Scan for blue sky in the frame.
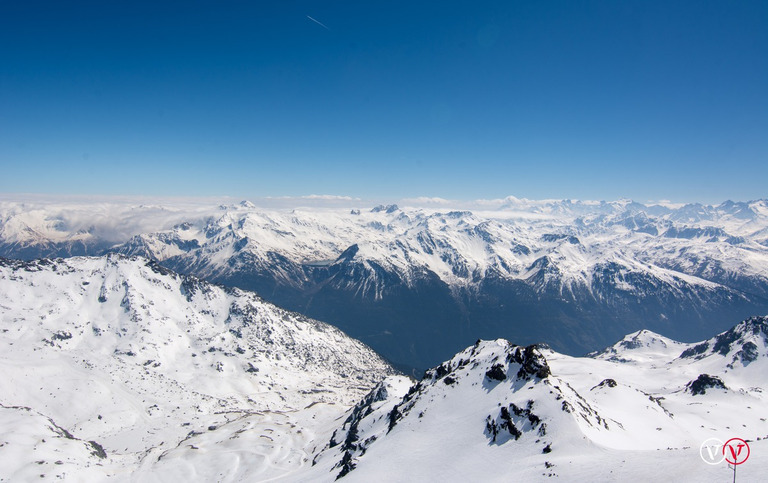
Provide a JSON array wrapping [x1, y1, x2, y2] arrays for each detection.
[[1, 1, 766, 203]]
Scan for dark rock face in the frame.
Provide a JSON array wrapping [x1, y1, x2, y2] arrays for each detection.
[[329, 381, 393, 479], [591, 379, 617, 390], [485, 363, 507, 381], [507, 345, 551, 380], [736, 341, 759, 364], [686, 374, 728, 395], [498, 406, 522, 440], [486, 400, 546, 445], [713, 329, 744, 355], [52, 331, 72, 341], [679, 316, 768, 364], [88, 441, 107, 459], [680, 342, 709, 359]]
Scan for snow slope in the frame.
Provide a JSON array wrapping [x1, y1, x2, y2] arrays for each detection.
[[305, 317, 768, 482], [0, 255, 395, 481]]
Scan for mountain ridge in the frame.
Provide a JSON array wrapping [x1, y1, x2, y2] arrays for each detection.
[[3, 198, 768, 371], [305, 315, 768, 481]]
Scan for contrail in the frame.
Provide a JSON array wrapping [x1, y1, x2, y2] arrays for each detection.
[[307, 15, 330, 31]]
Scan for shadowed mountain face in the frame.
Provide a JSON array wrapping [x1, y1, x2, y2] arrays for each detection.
[[3, 199, 768, 372], [174, 253, 765, 374]]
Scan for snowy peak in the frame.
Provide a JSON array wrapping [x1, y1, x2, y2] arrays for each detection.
[[417, 339, 553, 386], [0, 255, 395, 409], [593, 316, 768, 371], [684, 374, 728, 395], [716, 199, 768, 220], [678, 315, 768, 366], [315, 340, 614, 480], [307, 319, 768, 481], [370, 204, 399, 214], [590, 329, 690, 363], [662, 225, 744, 244], [323, 375, 413, 479]]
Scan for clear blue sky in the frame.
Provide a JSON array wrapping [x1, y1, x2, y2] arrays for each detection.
[[1, 1, 766, 203]]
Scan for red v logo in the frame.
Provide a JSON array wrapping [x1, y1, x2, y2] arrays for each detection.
[[728, 443, 745, 459]]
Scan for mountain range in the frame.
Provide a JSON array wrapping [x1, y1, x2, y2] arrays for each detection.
[[5, 197, 766, 371]]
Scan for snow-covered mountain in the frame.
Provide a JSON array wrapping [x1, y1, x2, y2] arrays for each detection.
[[0, 197, 221, 260], [304, 316, 768, 481], [1, 254, 766, 481], [3, 197, 768, 371], [0, 255, 395, 480], [109, 200, 768, 371], [0, 207, 109, 259]]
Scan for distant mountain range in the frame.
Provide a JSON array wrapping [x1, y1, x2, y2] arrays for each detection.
[[2, 198, 768, 372]]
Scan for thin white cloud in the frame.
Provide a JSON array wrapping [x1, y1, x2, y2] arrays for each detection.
[[306, 15, 330, 30], [301, 194, 359, 201], [400, 197, 452, 205], [0, 195, 224, 243]]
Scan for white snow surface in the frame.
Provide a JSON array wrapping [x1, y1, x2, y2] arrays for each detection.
[[0, 254, 766, 481], [305, 320, 768, 482], [0, 255, 394, 481]]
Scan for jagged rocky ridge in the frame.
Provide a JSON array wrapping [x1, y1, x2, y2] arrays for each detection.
[[307, 316, 768, 481], [680, 315, 768, 366]]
